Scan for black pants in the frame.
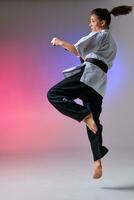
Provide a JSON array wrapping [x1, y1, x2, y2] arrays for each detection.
[[47, 70, 108, 161]]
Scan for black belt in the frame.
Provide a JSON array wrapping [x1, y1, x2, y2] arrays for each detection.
[[85, 58, 108, 73]]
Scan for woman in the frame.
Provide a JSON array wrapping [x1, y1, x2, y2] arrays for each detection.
[[47, 6, 133, 179]]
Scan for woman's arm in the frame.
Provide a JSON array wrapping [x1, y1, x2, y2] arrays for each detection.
[[51, 37, 79, 56]]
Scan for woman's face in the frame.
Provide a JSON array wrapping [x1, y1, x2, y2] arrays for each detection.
[[89, 14, 105, 32]]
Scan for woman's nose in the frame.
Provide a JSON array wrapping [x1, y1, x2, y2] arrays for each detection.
[[89, 22, 91, 27]]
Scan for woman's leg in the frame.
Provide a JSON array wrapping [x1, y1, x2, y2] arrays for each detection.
[[82, 90, 108, 179], [83, 113, 98, 134], [47, 71, 93, 122], [47, 72, 108, 178]]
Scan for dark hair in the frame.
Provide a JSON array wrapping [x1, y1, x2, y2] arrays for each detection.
[[91, 5, 133, 26]]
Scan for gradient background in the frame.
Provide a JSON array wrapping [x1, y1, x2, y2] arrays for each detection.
[[0, 0, 134, 156]]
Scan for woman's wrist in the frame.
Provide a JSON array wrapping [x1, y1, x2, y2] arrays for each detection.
[[59, 40, 64, 47]]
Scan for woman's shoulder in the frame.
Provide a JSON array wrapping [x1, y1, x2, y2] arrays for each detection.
[[89, 30, 110, 38]]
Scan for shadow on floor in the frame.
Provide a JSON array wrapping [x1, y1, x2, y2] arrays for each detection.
[[101, 185, 134, 191]]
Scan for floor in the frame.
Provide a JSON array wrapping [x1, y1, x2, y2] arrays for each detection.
[[0, 148, 134, 200]]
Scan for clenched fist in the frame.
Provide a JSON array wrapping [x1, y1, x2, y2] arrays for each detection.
[[51, 37, 62, 46]]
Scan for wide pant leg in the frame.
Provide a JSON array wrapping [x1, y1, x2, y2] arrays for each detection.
[[83, 98, 108, 161], [47, 70, 92, 122], [47, 70, 108, 161]]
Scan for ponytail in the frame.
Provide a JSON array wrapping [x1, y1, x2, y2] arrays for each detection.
[[91, 5, 133, 27], [110, 5, 133, 16]]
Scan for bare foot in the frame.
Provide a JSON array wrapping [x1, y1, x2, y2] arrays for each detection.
[[92, 160, 102, 179], [83, 113, 98, 134]]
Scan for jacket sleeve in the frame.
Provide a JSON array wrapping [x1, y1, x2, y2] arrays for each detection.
[[74, 32, 103, 59]]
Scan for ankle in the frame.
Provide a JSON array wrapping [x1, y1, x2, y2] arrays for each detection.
[[83, 113, 92, 123], [94, 160, 101, 166]]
